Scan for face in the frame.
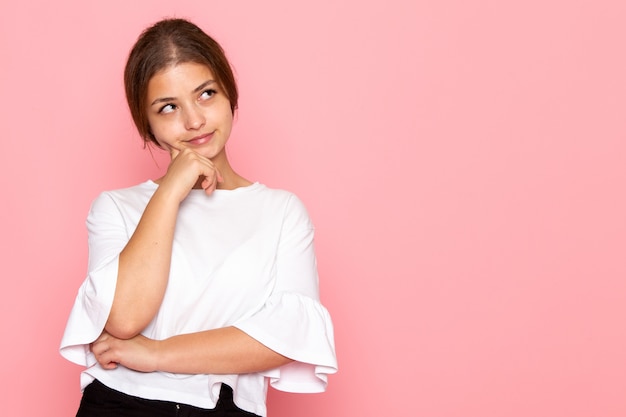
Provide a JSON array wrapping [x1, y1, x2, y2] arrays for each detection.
[[145, 62, 233, 161]]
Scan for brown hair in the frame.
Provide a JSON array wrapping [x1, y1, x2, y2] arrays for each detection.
[[124, 18, 238, 147]]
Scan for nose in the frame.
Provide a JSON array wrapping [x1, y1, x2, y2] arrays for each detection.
[[184, 106, 206, 130]]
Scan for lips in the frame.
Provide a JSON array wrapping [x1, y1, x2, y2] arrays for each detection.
[[185, 132, 214, 146]]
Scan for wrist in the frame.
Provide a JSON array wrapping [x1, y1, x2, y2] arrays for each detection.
[[153, 183, 187, 205]]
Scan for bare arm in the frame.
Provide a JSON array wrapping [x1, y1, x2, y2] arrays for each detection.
[[92, 327, 293, 374], [105, 148, 222, 339], [104, 188, 179, 339]]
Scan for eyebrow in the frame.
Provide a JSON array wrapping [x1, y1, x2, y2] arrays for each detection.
[[150, 80, 217, 106]]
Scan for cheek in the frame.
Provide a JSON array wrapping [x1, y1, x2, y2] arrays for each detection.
[[147, 127, 172, 151], [212, 105, 234, 131], [223, 112, 234, 130], [147, 117, 175, 143]]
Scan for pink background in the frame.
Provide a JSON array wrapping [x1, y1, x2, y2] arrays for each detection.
[[1, 1, 625, 416]]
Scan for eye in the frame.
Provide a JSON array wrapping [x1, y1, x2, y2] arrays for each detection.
[[199, 89, 217, 101], [158, 103, 176, 114]]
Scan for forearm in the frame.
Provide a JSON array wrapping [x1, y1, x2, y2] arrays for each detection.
[[106, 187, 180, 339], [156, 327, 293, 374]]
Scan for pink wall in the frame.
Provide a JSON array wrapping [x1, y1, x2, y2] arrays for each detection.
[[1, 1, 625, 415]]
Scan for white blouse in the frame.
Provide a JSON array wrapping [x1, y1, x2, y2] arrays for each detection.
[[60, 181, 337, 417]]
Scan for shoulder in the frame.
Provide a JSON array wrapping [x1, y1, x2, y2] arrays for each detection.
[[89, 181, 156, 214], [256, 184, 308, 211], [257, 184, 313, 229]]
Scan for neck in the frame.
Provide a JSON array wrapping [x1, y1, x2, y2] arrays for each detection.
[[196, 149, 252, 190]]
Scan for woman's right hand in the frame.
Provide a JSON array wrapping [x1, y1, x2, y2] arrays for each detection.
[[158, 146, 223, 201]]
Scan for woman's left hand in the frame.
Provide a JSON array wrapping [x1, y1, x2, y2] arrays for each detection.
[[91, 331, 159, 372]]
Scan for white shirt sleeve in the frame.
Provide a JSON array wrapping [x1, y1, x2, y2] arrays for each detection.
[[59, 192, 126, 366], [233, 195, 338, 392]]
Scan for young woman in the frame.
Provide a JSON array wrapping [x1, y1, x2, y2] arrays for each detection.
[[60, 18, 337, 417]]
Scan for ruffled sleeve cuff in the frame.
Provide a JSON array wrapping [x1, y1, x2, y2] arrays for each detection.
[[59, 256, 119, 366], [233, 292, 338, 393]]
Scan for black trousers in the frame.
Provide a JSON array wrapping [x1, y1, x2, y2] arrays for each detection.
[[76, 380, 260, 417]]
